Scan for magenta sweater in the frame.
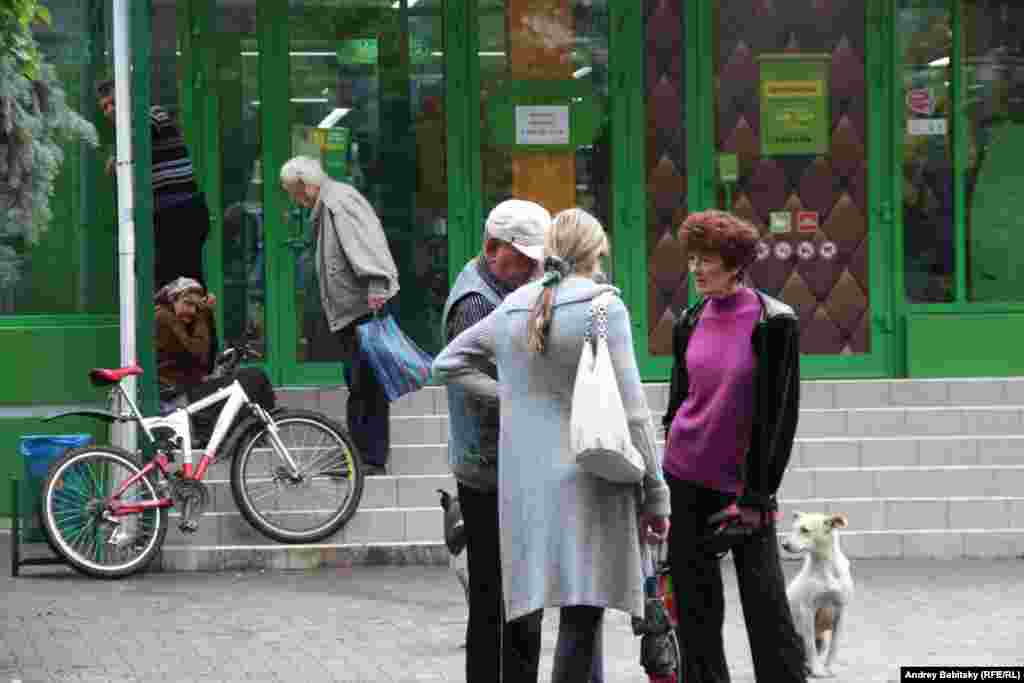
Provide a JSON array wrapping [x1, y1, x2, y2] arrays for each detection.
[[663, 287, 760, 494]]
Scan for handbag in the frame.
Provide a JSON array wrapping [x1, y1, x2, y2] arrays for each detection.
[[355, 314, 434, 402], [569, 291, 646, 484]]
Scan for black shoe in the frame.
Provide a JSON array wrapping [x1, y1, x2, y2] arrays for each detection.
[[362, 463, 387, 476]]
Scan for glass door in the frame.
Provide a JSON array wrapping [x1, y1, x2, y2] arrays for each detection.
[[275, 0, 449, 386], [186, 0, 275, 375], [641, 0, 894, 378], [473, 0, 613, 268]]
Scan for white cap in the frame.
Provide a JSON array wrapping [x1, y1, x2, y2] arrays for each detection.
[[484, 199, 551, 262]]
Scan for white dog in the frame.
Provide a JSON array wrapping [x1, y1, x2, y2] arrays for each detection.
[[781, 511, 854, 678]]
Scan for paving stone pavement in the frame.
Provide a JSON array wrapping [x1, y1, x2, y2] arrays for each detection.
[[2, 535, 1022, 682]]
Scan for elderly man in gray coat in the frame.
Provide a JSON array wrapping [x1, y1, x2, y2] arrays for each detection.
[[280, 156, 399, 475]]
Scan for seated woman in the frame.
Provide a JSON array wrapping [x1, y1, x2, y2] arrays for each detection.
[[155, 277, 275, 439]]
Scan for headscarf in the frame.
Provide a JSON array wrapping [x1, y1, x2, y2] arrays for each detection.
[[154, 277, 204, 305]]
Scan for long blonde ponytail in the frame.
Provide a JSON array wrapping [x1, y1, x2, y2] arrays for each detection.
[[527, 209, 609, 354]]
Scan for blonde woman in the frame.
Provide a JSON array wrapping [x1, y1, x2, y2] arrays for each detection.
[[433, 209, 670, 683]]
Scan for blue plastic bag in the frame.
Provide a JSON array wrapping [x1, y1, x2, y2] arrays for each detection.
[[355, 314, 434, 402]]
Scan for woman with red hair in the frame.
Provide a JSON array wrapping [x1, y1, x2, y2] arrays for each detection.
[[662, 210, 806, 682]]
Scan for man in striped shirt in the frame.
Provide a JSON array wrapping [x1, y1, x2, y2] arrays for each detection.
[[98, 80, 210, 291]]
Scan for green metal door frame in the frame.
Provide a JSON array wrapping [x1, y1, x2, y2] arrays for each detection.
[[183, 0, 906, 387], [455, 0, 645, 328], [261, 0, 301, 386]]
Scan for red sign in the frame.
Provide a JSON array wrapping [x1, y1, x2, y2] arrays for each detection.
[[797, 211, 819, 233], [906, 88, 935, 116]]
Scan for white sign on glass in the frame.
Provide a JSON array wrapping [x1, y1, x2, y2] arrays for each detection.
[[516, 105, 571, 145], [907, 118, 948, 137]]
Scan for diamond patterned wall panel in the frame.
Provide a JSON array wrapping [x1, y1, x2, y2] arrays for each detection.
[[644, 0, 872, 356], [645, 0, 687, 355], [716, 0, 871, 355]]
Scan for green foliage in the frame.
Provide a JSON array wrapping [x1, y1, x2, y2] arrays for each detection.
[[0, 0, 98, 244], [1, 0, 51, 80]]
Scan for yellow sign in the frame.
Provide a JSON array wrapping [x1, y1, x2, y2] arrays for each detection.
[[763, 80, 825, 98], [758, 53, 831, 156]]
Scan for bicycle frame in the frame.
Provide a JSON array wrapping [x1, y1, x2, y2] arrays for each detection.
[[105, 379, 300, 516]]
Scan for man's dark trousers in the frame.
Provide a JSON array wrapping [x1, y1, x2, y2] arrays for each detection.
[[153, 193, 210, 290], [457, 482, 542, 682], [336, 319, 390, 467]]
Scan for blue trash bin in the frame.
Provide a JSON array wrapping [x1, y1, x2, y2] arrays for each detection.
[[18, 434, 93, 543]]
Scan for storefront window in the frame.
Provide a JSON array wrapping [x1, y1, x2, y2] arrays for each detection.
[[1, 1, 116, 315], [288, 0, 448, 358], [963, 0, 1024, 302], [215, 2, 267, 357], [899, 2, 955, 303], [478, 0, 612, 262]]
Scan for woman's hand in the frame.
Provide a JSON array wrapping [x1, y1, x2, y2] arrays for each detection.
[[641, 514, 671, 544]]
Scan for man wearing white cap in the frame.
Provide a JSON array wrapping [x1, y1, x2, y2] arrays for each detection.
[[440, 199, 550, 682]]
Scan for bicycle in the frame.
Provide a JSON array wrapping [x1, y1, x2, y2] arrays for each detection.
[[39, 344, 365, 579]]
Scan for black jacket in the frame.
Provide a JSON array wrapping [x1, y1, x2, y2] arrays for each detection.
[[662, 290, 800, 512]]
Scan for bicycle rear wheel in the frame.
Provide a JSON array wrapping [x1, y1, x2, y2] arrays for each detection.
[[230, 410, 364, 543], [41, 446, 168, 578]]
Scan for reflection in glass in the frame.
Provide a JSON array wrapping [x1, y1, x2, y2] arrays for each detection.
[[478, 1, 612, 272], [217, 3, 267, 356], [288, 1, 448, 360], [1, 0, 116, 315], [899, 2, 954, 303], [964, 1, 1024, 301]]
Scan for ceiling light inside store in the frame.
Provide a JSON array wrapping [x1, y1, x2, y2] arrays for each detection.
[[929, 56, 950, 67], [392, 0, 420, 8], [317, 108, 352, 129]]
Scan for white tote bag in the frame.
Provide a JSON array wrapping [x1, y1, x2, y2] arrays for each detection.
[[569, 292, 646, 484]]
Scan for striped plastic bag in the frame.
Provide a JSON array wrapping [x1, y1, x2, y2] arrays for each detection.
[[355, 314, 434, 401]]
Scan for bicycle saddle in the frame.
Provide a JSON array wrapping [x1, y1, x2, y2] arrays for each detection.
[[89, 365, 143, 387]]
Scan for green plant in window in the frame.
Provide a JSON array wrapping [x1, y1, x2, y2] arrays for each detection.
[[0, 0, 98, 245]]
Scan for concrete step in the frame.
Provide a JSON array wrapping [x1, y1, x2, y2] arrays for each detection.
[[777, 465, 1024, 501], [793, 435, 1024, 467], [794, 406, 1024, 439], [800, 378, 1024, 409], [166, 504, 444, 548], [154, 541, 449, 572], [323, 406, 1024, 446], [788, 528, 1024, 560], [279, 378, 1024, 417], [184, 435, 1024, 480], [775, 496, 1024, 532], [153, 527, 1024, 572], [191, 473, 454, 514]]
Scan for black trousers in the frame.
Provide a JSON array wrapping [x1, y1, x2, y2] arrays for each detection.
[[666, 474, 806, 683], [457, 482, 542, 683], [153, 193, 210, 291], [550, 606, 604, 683], [335, 321, 390, 466]]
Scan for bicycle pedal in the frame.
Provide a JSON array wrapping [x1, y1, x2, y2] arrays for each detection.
[[178, 519, 200, 534]]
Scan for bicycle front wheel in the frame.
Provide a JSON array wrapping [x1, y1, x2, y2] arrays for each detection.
[[230, 410, 364, 543], [41, 446, 168, 579]]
